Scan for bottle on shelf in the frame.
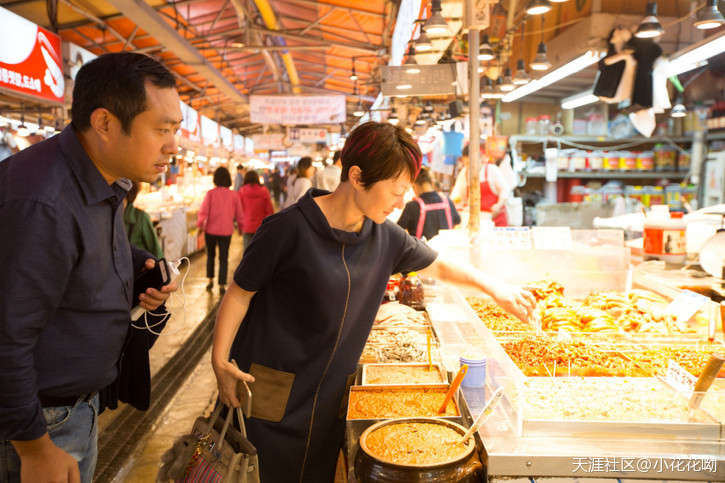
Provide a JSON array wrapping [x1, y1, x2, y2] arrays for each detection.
[[399, 272, 425, 310], [643, 206, 686, 265], [525, 117, 538, 136]]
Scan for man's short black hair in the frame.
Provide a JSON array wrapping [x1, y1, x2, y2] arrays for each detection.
[[71, 52, 176, 135]]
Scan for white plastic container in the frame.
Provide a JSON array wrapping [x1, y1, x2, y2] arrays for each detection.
[[643, 205, 686, 265]]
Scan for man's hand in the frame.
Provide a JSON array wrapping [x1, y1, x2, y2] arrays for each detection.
[[12, 434, 80, 483], [136, 258, 178, 311]]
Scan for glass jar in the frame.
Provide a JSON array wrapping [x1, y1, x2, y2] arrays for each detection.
[[525, 117, 537, 136], [399, 271, 425, 310], [538, 115, 551, 136]]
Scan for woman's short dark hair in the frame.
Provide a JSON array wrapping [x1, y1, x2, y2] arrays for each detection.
[[213, 167, 232, 187], [461, 144, 469, 157], [297, 157, 313, 177], [340, 122, 421, 188], [243, 170, 262, 186], [71, 52, 176, 135]]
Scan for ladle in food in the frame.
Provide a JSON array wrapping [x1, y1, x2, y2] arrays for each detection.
[[457, 387, 504, 444], [437, 364, 467, 414]]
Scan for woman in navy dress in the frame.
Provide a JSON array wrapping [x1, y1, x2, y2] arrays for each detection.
[[211, 122, 536, 482]]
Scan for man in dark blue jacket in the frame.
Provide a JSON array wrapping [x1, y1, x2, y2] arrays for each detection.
[[0, 52, 181, 483]]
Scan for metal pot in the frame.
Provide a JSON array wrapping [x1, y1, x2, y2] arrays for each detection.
[[355, 418, 484, 482]]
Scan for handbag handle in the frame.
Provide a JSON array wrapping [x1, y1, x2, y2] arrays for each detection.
[[204, 403, 245, 454]]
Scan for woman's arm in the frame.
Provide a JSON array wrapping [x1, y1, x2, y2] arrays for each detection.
[[212, 281, 257, 407], [418, 257, 536, 323]]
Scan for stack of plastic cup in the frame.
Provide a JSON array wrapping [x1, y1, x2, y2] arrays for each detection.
[[459, 356, 486, 387]]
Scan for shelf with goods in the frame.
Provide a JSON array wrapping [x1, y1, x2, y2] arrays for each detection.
[[421, 231, 724, 481], [133, 170, 214, 261]]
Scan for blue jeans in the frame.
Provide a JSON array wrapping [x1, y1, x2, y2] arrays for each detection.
[[0, 394, 99, 483]]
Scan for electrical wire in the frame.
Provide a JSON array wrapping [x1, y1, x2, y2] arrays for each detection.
[[132, 257, 191, 336]]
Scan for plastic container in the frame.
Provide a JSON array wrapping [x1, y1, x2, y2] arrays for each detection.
[[602, 151, 620, 171], [665, 185, 682, 210], [525, 117, 538, 136], [650, 186, 665, 206], [619, 151, 637, 171], [588, 151, 604, 170], [460, 356, 486, 387], [625, 185, 643, 204], [637, 151, 654, 170], [643, 206, 686, 265], [570, 150, 587, 171], [654, 145, 676, 171], [678, 150, 691, 172], [538, 115, 551, 136], [399, 272, 425, 310]]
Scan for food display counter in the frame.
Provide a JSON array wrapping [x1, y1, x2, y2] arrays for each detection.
[[425, 281, 724, 482]]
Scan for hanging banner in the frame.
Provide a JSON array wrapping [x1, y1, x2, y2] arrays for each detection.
[[200, 115, 219, 147], [252, 133, 284, 151], [220, 125, 233, 151], [382, 63, 467, 97], [180, 102, 200, 143], [0, 6, 64, 103], [287, 127, 328, 143], [250, 95, 346, 125]]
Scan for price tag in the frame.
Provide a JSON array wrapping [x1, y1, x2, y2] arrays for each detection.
[[665, 359, 697, 394], [665, 289, 710, 323], [532, 227, 573, 250], [491, 227, 532, 249]]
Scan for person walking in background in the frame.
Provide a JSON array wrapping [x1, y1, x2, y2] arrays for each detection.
[[238, 170, 274, 249], [271, 167, 283, 208], [124, 181, 164, 259], [197, 167, 243, 294], [233, 164, 246, 192], [0, 52, 178, 483], [318, 150, 342, 192], [282, 156, 313, 208], [397, 166, 461, 240]]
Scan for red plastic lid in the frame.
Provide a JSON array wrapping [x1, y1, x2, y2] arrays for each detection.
[[525, 117, 537, 122], [671, 211, 684, 218], [538, 115, 551, 120]]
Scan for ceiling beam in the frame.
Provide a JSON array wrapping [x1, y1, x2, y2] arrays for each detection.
[[274, 0, 385, 19], [103, 0, 248, 104], [247, 26, 381, 54]]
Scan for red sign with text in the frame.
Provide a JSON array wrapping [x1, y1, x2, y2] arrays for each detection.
[[0, 6, 64, 103]]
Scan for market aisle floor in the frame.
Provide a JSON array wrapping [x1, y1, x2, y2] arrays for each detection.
[[100, 233, 245, 482]]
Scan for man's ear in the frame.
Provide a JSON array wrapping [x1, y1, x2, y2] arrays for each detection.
[[88, 108, 115, 141]]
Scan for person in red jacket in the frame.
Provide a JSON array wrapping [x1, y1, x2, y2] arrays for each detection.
[[197, 167, 244, 294], [238, 170, 274, 249]]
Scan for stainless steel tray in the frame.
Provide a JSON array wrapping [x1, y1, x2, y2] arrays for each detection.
[[360, 363, 447, 385]]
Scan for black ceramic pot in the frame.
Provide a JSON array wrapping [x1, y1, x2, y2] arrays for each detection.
[[355, 418, 484, 482]]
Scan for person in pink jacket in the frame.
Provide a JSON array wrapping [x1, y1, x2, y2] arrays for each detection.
[[197, 167, 243, 294], [238, 170, 274, 249]]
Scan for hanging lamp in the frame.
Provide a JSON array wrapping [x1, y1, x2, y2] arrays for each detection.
[[530, 17, 551, 71], [695, 0, 725, 29], [423, 0, 449, 36], [635, 2, 664, 38], [526, 0, 552, 15], [350, 58, 358, 81], [415, 31, 433, 52], [478, 34, 495, 61], [403, 44, 420, 74], [500, 67, 515, 91], [514, 59, 530, 84]]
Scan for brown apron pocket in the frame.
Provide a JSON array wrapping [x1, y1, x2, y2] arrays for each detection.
[[338, 371, 357, 419], [248, 363, 295, 422]]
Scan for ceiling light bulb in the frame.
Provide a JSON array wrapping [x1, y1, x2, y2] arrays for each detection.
[[530, 42, 551, 71], [350, 64, 358, 81], [695, 0, 725, 29], [500, 67, 515, 91], [527, 0, 552, 15], [423, 0, 449, 36], [513, 59, 530, 84], [671, 103, 686, 118], [635, 2, 664, 38], [415, 31, 433, 52], [478, 34, 495, 61]]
